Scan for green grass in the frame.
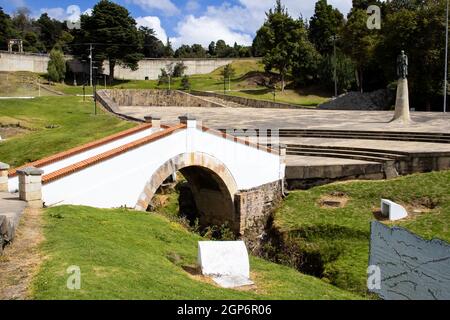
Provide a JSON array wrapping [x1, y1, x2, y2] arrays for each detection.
[[31, 206, 360, 300], [274, 170, 450, 297], [0, 96, 134, 167], [50, 60, 329, 107]]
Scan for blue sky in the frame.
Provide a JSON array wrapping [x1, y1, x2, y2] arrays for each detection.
[[0, 0, 353, 47]]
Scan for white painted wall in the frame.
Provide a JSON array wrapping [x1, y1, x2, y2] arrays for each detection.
[[0, 51, 258, 80], [8, 127, 159, 192], [0, 52, 50, 73], [42, 126, 283, 209]]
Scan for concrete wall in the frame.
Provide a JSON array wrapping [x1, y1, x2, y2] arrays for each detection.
[[0, 51, 255, 80], [369, 221, 450, 300], [191, 90, 301, 109], [104, 58, 239, 80], [41, 126, 283, 208], [0, 51, 50, 73]]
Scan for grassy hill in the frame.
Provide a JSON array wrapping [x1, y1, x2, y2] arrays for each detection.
[[31, 205, 359, 300], [0, 96, 134, 167], [273, 170, 450, 297], [46, 60, 329, 107]]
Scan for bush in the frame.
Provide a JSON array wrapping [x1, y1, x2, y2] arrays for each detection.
[[157, 68, 169, 86], [47, 49, 66, 83], [172, 62, 187, 78], [181, 75, 191, 90]]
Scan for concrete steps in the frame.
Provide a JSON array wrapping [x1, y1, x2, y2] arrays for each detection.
[[286, 144, 408, 163], [279, 130, 450, 144], [219, 128, 450, 144]]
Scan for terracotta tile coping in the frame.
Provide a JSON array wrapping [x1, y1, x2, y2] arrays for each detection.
[[8, 123, 169, 178], [42, 124, 186, 185], [17, 123, 279, 185]]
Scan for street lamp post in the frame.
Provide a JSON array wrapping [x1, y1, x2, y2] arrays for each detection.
[[330, 35, 339, 98], [93, 66, 98, 116], [445, 0, 449, 113]]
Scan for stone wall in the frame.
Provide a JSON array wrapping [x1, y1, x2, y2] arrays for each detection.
[[318, 89, 394, 110], [235, 180, 283, 250], [369, 221, 450, 300], [102, 89, 224, 108], [191, 90, 301, 109]]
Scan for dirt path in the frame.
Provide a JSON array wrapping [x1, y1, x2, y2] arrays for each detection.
[[0, 207, 44, 300]]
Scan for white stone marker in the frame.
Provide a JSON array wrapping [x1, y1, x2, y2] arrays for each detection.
[[381, 199, 408, 221], [198, 241, 254, 288]]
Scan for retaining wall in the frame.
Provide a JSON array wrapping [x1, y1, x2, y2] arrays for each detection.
[[191, 90, 301, 109], [99, 89, 224, 108]]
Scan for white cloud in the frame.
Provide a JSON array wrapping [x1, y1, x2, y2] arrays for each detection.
[[170, 0, 353, 48], [40, 7, 66, 20], [172, 15, 253, 48], [136, 16, 168, 42], [127, 0, 179, 16]]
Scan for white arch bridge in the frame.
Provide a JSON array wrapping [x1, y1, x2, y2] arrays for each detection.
[[6, 116, 285, 237]]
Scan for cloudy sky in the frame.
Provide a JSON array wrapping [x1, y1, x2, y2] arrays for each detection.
[[0, 0, 353, 47]]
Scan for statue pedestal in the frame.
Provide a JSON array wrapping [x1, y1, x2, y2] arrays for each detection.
[[392, 78, 411, 123]]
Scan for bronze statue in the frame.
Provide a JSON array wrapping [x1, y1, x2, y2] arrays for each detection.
[[397, 50, 408, 79]]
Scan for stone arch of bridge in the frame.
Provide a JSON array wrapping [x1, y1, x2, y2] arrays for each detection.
[[136, 152, 239, 232]]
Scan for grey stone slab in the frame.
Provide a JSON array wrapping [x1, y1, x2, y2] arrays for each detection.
[[369, 221, 450, 300]]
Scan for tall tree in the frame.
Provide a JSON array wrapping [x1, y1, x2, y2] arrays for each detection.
[[341, 8, 380, 92], [77, 0, 143, 83], [37, 13, 64, 52], [0, 8, 14, 51], [208, 41, 216, 56], [255, 0, 310, 91], [47, 48, 66, 82], [138, 27, 165, 58], [309, 0, 344, 55], [164, 37, 174, 57]]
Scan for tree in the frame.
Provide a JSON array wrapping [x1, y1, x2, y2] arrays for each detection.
[[37, 13, 64, 52], [0, 8, 14, 51], [291, 39, 321, 86], [309, 0, 344, 55], [174, 44, 192, 58], [220, 64, 235, 92], [191, 44, 207, 58], [164, 37, 174, 57], [77, 0, 143, 83], [172, 62, 187, 78], [255, 0, 309, 91], [47, 49, 66, 82], [138, 27, 165, 58], [376, 0, 447, 110], [158, 68, 169, 86], [317, 51, 355, 92], [208, 41, 216, 56], [181, 75, 191, 90], [341, 8, 380, 92]]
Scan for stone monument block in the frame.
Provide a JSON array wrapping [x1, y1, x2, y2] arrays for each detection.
[[381, 199, 408, 221], [198, 241, 254, 288]]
